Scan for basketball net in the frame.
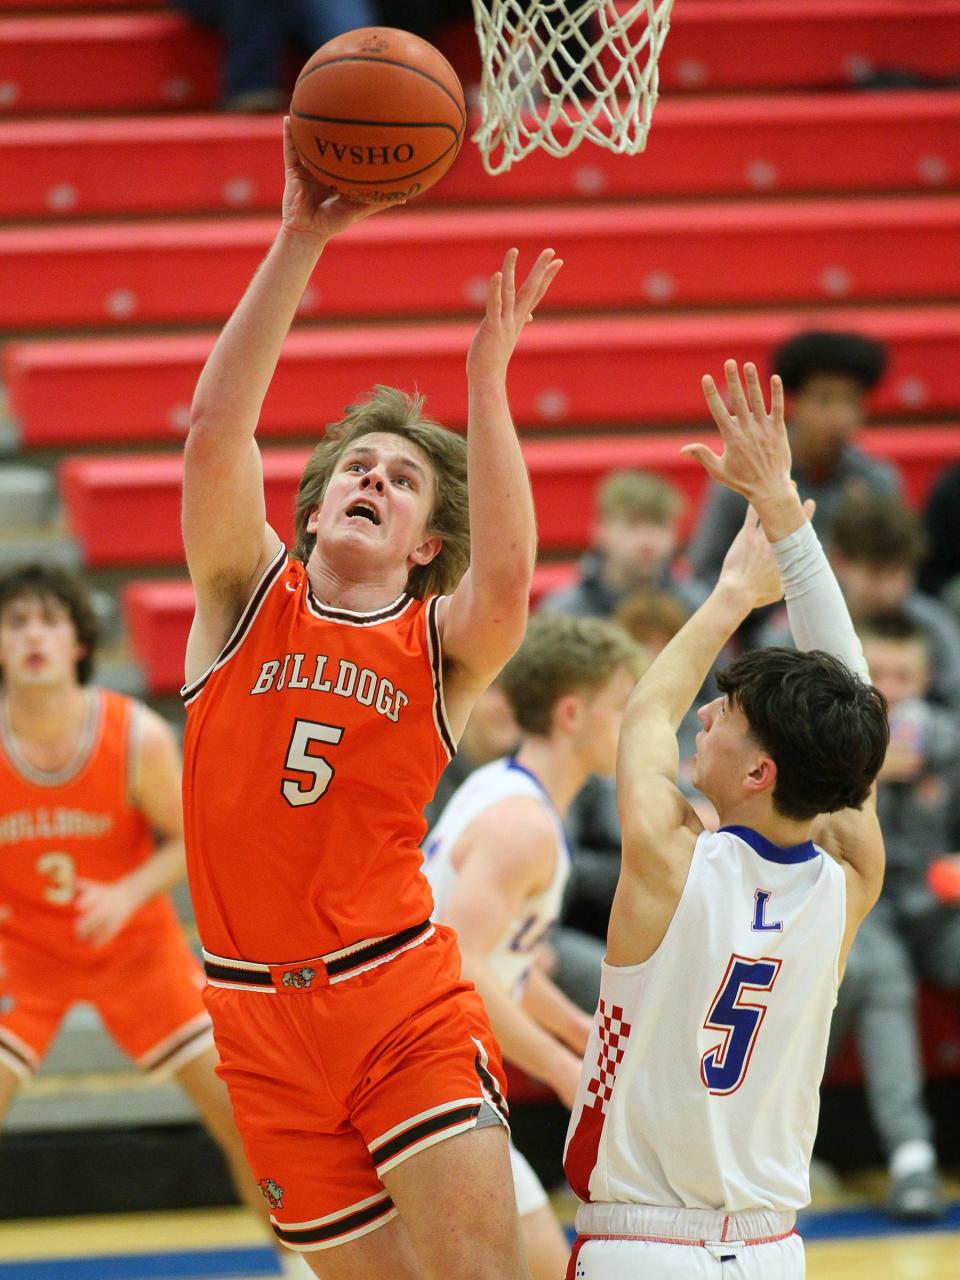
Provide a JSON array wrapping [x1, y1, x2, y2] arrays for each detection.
[[471, 0, 676, 174]]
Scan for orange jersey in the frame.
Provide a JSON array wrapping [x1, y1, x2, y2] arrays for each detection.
[[0, 688, 176, 960], [181, 549, 455, 961]]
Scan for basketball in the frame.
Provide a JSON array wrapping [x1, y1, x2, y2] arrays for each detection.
[[289, 27, 466, 204]]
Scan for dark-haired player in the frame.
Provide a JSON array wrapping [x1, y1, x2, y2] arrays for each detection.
[[689, 328, 898, 583], [564, 362, 889, 1279], [0, 565, 296, 1260]]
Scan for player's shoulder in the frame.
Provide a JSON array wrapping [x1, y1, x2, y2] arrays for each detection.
[[460, 791, 558, 877]]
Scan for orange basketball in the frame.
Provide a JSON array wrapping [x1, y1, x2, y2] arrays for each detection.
[[290, 27, 466, 204]]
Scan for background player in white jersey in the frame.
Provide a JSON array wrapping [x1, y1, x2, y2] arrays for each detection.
[[564, 361, 889, 1280], [424, 613, 643, 1280]]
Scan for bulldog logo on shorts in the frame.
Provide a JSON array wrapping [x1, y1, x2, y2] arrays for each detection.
[[258, 1177, 284, 1209], [281, 966, 317, 989]]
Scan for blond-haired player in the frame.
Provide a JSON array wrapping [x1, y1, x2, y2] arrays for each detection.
[[179, 116, 561, 1279]]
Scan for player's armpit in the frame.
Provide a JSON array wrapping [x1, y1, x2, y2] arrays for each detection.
[[812, 796, 885, 951], [434, 581, 529, 734]]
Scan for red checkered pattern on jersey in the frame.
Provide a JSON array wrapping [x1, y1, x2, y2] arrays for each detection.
[[586, 999, 632, 1110]]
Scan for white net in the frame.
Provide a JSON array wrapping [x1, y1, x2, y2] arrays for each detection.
[[471, 0, 677, 174]]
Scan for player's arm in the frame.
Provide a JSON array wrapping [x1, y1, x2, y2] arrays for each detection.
[[610, 507, 787, 968], [438, 249, 563, 728], [74, 708, 185, 948], [686, 359, 886, 932], [520, 964, 593, 1056], [182, 119, 391, 677], [442, 797, 583, 1108]]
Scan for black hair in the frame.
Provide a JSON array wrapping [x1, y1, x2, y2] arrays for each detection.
[[773, 330, 888, 394], [0, 564, 100, 685], [715, 647, 888, 820]]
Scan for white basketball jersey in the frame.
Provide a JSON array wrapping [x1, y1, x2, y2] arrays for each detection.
[[423, 757, 571, 997], [564, 825, 846, 1214]]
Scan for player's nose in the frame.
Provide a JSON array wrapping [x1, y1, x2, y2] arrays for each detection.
[[360, 473, 385, 492]]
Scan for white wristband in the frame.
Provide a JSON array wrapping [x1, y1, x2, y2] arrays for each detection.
[[770, 520, 871, 682]]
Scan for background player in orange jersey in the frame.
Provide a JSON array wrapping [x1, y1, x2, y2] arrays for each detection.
[[178, 117, 561, 1279], [0, 564, 311, 1277]]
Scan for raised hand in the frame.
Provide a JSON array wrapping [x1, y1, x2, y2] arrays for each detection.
[[280, 116, 397, 242], [682, 359, 793, 504], [719, 498, 816, 611], [467, 247, 564, 385]]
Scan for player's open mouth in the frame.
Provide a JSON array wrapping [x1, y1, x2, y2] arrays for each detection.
[[346, 502, 381, 525]]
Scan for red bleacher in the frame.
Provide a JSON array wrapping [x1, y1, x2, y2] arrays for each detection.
[[652, 0, 960, 91], [4, 197, 960, 330], [2, 92, 958, 220], [63, 424, 958, 571], [0, 15, 218, 113], [9, 308, 960, 447], [3, 3, 959, 115]]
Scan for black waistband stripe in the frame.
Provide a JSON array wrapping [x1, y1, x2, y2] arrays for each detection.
[[370, 1102, 481, 1167], [325, 920, 431, 977]]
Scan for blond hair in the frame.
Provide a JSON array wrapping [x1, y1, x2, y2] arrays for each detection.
[[292, 386, 469, 598], [597, 469, 683, 525], [499, 612, 646, 736]]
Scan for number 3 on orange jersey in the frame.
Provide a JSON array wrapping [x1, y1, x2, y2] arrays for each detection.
[[281, 719, 345, 807], [36, 851, 77, 905]]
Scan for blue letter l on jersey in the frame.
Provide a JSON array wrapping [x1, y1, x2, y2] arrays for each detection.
[[752, 890, 783, 932]]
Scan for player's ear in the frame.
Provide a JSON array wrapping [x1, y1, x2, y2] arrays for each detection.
[[744, 753, 777, 796], [552, 693, 581, 735], [409, 534, 442, 567]]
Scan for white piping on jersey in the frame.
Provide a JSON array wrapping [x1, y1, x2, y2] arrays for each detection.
[[0, 686, 101, 788], [304, 583, 415, 627], [181, 545, 287, 704]]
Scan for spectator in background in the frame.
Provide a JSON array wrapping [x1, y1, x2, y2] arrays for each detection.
[[760, 493, 960, 712], [826, 611, 960, 1220], [172, 0, 380, 112], [541, 469, 708, 621], [919, 462, 960, 624], [688, 329, 898, 584]]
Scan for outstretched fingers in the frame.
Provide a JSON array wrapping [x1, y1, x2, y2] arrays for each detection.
[[701, 373, 736, 437], [516, 247, 562, 319], [486, 269, 503, 323], [743, 361, 772, 424], [724, 358, 752, 423]]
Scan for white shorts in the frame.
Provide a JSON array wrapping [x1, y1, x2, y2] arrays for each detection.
[[510, 1141, 549, 1217], [571, 1204, 804, 1280]]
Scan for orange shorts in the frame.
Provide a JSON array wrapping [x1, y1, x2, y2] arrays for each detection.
[[203, 922, 509, 1253], [0, 916, 212, 1081]]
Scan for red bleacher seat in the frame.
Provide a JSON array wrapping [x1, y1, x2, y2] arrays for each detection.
[[652, 0, 960, 92], [61, 426, 959, 572], [4, 197, 960, 330], [1, 93, 957, 220], [0, 14, 217, 114], [11, 309, 960, 447], [123, 562, 578, 695], [4, 2, 958, 115]]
